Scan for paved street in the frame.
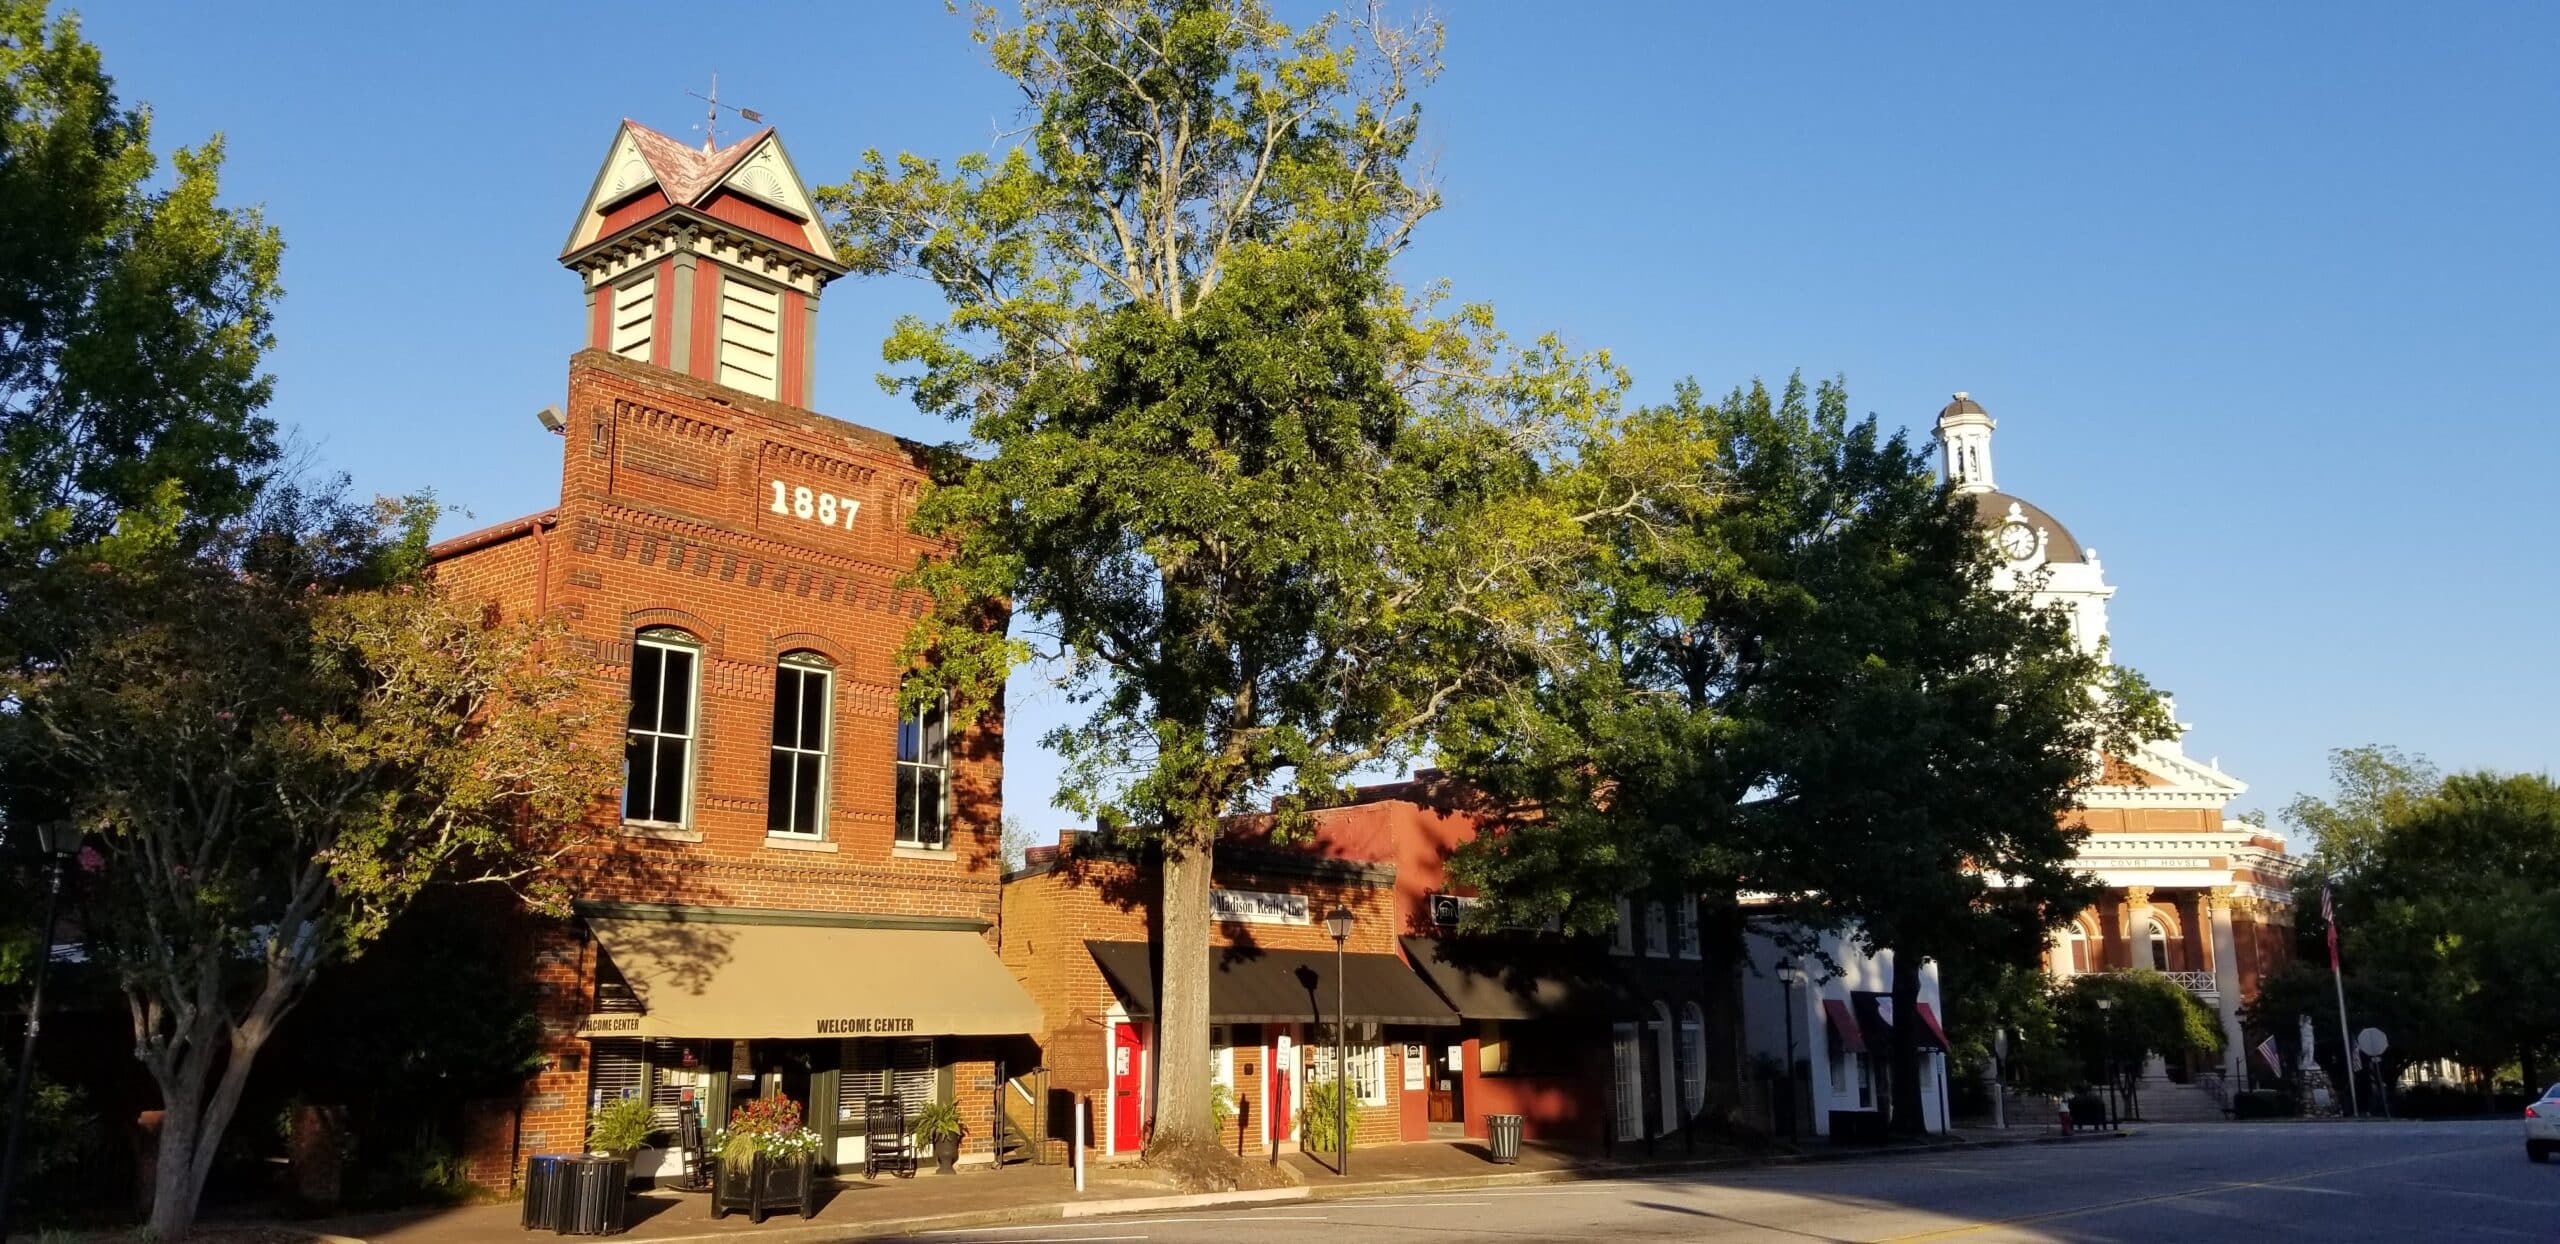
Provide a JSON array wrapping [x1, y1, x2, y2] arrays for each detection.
[[883, 1123, 2553, 1243]]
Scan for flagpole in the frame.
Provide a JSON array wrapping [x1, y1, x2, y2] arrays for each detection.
[[2325, 885, 2361, 1119]]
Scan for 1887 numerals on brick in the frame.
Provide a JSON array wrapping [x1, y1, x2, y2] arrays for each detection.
[[768, 480, 863, 532]]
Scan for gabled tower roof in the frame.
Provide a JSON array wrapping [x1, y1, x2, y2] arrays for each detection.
[[561, 120, 842, 270]]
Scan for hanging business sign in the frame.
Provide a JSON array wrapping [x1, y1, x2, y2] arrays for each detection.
[[1211, 888, 1310, 925], [1404, 1045, 1426, 1090]]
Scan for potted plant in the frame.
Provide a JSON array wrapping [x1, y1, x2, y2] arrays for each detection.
[[708, 1095, 824, 1222], [586, 1094, 657, 1159], [913, 1100, 965, 1175]]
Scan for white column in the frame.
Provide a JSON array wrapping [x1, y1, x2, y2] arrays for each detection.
[[2209, 889, 2247, 1082], [2126, 887, 2156, 971]]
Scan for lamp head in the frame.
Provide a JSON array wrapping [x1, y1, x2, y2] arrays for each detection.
[[1325, 906, 1354, 944], [36, 822, 80, 856]]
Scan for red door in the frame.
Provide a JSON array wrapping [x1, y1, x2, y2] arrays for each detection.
[[1112, 1024, 1144, 1152], [1270, 1036, 1294, 1147]]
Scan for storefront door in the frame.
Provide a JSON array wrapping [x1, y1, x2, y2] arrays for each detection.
[[1428, 1041, 1465, 1127], [1111, 1023, 1145, 1152]]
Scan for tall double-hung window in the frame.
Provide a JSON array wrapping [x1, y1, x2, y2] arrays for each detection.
[[895, 679, 950, 849], [768, 653, 833, 838], [624, 629, 700, 828]]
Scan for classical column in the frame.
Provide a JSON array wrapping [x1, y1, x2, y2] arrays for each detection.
[[2125, 887, 2155, 971], [2208, 888, 2246, 1082]]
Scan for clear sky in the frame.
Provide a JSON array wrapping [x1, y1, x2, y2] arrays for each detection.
[[75, 1, 2558, 841]]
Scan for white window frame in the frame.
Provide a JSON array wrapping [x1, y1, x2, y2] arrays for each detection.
[[623, 629, 701, 829], [766, 653, 833, 838], [1610, 896, 1634, 956], [1643, 900, 1670, 958], [1308, 1022, 1389, 1107], [1676, 896, 1701, 960], [895, 683, 952, 849]]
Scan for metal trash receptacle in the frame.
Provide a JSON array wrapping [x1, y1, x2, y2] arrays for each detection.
[[521, 1155, 569, 1231], [1487, 1114, 1524, 1164], [559, 1155, 631, 1235]]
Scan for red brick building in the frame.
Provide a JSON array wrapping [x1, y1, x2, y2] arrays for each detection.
[[1234, 781, 1729, 1147], [1001, 835, 1459, 1160], [430, 120, 1038, 1188]]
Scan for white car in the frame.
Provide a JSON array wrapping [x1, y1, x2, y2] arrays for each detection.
[[2529, 1085, 2560, 1162]]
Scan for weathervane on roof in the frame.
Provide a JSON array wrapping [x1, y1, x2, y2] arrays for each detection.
[[687, 72, 764, 151]]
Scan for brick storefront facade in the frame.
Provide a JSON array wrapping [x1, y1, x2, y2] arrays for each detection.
[[1001, 837, 1450, 1160], [428, 121, 1033, 1190]]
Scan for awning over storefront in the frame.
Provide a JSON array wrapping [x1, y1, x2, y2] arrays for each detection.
[[1398, 935, 1644, 1022], [1850, 991, 1945, 1053], [1822, 998, 1865, 1054], [576, 916, 1042, 1040], [1915, 1002, 1952, 1051], [1087, 940, 1459, 1027]]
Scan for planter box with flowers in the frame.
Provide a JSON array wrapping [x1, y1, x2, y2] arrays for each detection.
[[708, 1095, 824, 1223]]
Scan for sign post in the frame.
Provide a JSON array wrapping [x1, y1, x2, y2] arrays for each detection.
[[2357, 1028, 2391, 1120], [2323, 886, 2361, 1118]]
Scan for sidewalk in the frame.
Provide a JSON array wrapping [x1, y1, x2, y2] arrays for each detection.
[[224, 1126, 2135, 1244], [300, 1160, 1176, 1244]]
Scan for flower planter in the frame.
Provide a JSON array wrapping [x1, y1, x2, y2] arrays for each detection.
[[931, 1136, 959, 1174], [710, 1151, 816, 1224]]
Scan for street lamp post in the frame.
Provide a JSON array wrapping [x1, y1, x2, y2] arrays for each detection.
[[0, 824, 81, 1241], [1324, 906, 1353, 1177], [2094, 998, 2117, 1130], [1776, 958, 1806, 1143]]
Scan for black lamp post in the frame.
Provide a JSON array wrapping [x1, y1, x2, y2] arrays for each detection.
[[1324, 905, 1353, 1176], [2094, 997, 2117, 1129], [0, 823, 80, 1240], [1775, 957, 1805, 1142]]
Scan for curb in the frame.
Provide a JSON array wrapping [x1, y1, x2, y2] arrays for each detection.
[[1060, 1186, 1309, 1217]]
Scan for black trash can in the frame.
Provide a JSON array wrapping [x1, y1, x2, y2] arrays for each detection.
[[559, 1155, 631, 1235], [520, 1155, 570, 1231], [1487, 1114, 1524, 1164]]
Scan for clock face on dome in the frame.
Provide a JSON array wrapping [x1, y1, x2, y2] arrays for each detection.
[[1998, 521, 2038, 561]]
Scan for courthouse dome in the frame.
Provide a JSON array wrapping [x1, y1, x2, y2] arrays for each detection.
[[1970, 490, 2085, 565]]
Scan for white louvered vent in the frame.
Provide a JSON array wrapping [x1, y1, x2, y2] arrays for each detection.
[[717, 276, 781, 398], [609, 274, 655, 361]]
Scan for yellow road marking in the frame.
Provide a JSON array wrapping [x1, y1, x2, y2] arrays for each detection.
[[1875, 1142, 2507, 1242]]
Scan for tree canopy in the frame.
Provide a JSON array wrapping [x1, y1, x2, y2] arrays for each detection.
[[1438, 375, 2168, 1133], [821, 0, 1670, 1175]]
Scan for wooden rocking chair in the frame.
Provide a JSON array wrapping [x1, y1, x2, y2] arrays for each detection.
[[862, 1093, 915, 1179]]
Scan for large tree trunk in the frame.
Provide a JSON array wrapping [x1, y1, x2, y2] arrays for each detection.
[[1888, 950, 1928, 1137], [1152, 836, 1216, 1155], [141, 975, 295, 1237]]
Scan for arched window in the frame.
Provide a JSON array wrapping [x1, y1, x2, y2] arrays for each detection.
[[624, 628, 701, 828], [2062, 924, 2091, 976], [2147, 918, 2169, 968], [767, 652, 833, 838]]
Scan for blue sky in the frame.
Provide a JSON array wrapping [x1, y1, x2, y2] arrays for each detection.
[[77, 1, 2558, 839]]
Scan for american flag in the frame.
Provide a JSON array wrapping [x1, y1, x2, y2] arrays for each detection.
[[2256, 1034, 2283, 1075], [2323, 884, 2341, 972]]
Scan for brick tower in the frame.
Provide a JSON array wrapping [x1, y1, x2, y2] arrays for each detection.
[[431, 119, 1035, 1191]]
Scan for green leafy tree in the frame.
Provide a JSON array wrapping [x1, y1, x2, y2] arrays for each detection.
[[1441, 377, 2166, 1136], [4, 492, 620, 1237], [822, 0, 1649, 1177], [0, 0, 281, 571], [2055, 970, 2223, 1092], [2347, 772, 2560, 1089]]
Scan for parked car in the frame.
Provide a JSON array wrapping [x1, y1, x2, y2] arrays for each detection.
[[2526, 1084, 2560, 1162]]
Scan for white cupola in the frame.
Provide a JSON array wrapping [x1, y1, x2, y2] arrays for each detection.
[[1934, 392, 1996, 494]]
